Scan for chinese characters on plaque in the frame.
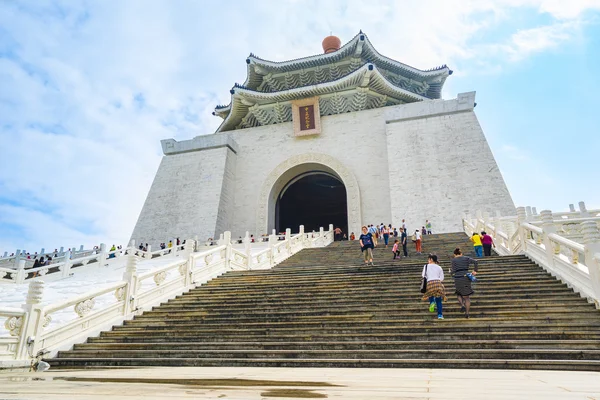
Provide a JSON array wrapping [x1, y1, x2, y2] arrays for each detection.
[[291, 97, 321, 136]]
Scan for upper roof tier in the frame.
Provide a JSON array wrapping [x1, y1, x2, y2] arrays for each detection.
[[214, 31, 452, 132]]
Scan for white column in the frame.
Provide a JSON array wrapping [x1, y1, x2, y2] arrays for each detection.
[[244, 231, 252, 269], [516, 206, 527, 251], [61, 249, 73, 278], [579, 201, 590, 218], [268, 232, 276, 266], [17, 280, 46, 359], [582, 221, 600, 307], [540, 210, 557, 269], [122, 252, 139, 315], [223, 231, 232, 270], [98, 243, 107, 267], [15, 260, 27, 284]]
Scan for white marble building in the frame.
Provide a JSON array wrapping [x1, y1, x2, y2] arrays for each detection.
[[131, 32, 514, 246]]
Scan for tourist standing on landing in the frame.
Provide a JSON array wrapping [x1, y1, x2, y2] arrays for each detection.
[[421, 254, 446, 320], [451, 248, 478, 318], [359, 226, 375, 266]]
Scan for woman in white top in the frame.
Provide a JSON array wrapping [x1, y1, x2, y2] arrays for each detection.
[[421, 254, 447, 319]]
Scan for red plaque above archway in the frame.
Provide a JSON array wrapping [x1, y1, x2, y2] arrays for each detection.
[[291, 97, 321, 136]]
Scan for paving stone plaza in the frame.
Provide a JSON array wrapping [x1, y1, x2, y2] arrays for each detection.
[[1, 32, 600, 399]]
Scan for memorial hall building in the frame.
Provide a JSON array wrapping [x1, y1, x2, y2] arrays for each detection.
[[131, 32, 515, 245]]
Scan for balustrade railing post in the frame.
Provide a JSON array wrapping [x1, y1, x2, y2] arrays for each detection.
[[98, 243, 107, 266], [517, 207, 527, 251], [15, 260, 27, 284], [61, 250, 73, 278], [183, 239, 194, 286], [244, 231, 252, 269], [582, 221, 600, 307], [540, 210, 557, 269], [14, 249, 21, 269], [579, 201, 590, 218], [569, 204, 576, 213], [268, 232, 276, 266], [122, 252, 139, 316], [17, 280, 46, 360], [223, 231, 233, 270]]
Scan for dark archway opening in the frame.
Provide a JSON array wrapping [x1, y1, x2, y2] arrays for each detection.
[[276, 172, 348, 234]]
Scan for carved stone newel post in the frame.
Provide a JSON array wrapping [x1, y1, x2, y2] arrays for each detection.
[[540, 210, 557, 269], [16, 280, 46, 359], [582, 221, 600, 308]]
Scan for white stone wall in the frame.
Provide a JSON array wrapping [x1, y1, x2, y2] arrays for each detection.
[[130, 147, 235, 246], [384, 93, 515, 234], [131, 92, 515, 245]]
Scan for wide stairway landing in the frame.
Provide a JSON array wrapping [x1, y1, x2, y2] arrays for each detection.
[[49, 232, 600, 370]]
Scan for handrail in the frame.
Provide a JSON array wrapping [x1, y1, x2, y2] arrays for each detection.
[[138, 259, 186, 281], [43, 281, 126, 315], [0, 307, 25, 317], [547, 233, 585, 253], [522, 223, 543, 234]]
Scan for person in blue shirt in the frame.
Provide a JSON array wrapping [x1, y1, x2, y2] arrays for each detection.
[[359, 226, 375, 266]]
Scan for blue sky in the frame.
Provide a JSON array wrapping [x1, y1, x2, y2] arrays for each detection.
[[1, 0, 599, 253]]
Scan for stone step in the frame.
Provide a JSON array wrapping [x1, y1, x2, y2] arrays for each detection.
[[73, 340, 600, 351], [104, 323, 600, 336], [162, 295, 589, 308], [141, 306, 598, 319], [128, 314, 600, 326], [87, 331, 600, 343], [58, 348, 600, 360], [48, 357, 600, 371]]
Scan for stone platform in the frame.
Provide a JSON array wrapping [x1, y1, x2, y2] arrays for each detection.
[[1, 367, 599, 399]]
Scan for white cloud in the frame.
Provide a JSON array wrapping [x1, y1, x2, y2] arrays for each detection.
[[0, 0, 599, 253]]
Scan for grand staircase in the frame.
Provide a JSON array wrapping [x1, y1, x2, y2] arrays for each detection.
[[49, 232, 600, 371]]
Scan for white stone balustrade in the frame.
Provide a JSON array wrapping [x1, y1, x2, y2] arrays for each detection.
[[0, 240, 192, 285], [0, 225, 334, 365], [463, 205, 600, 308]]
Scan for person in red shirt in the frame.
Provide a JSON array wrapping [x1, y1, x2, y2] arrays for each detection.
[[480, 231, 495, 256]]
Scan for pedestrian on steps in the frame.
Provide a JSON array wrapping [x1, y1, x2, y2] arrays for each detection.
[[392, 239, 401, 259], [400, 228, 408, 257], [368, 225, 378, 247], [414, 230, 422, 254], [480, 231, 495, 256], [359, 226, 375, 267], [451, 248, 478, 318], [471, 232, 483, 257], [383, 225, 390, 248], [421, 254, 446, 320]]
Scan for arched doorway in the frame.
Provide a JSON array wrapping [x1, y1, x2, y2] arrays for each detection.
[[275, 172, 348, 234], [256, 153, 362, 238]]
